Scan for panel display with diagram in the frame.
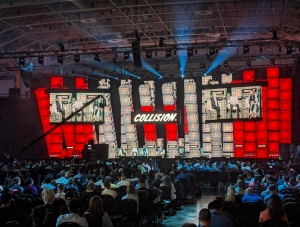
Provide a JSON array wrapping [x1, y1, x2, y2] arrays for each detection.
[[203, 83, 264, 122], [49, 92, 105, 124]]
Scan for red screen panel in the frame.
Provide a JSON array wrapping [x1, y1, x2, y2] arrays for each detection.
[[165, 124, 178, 132], [256, 121, 268, 131], [268, 110, 280, 120], [244, 122, 256, 131], [268, 132, 281, 141], [280, 131, 291, 143], [268, 121, 280, 131], [280, 102, 292, 111], [280, 79, 292, 91], [76, 78, 88, 89], [51, 77, 64, 89], [234, 141, 244, 149], [164, 105, 175, 111], [233, 122, 244, 131], [267, 78, 279, 88], [245, 142, 256, 152], [234, 150, 244, 158], [245, 132, 256, 142], [141, 105, 154, 112], [280, 91, 292, 101], [256, 131, 268, 141], [243, 71, 255, 82], [280, 121, 291, 131], [145, 133, 156, 141], [267, 89, 280, 99], [280, 112, 292, 121], [267, 68, 279, 78], [233, 132, 244, 141], [257, 141, 268, 149], [267, 100, 280, 109], [257, 150, 268, 158], [166, 132, 178, 141], [269, 142, 279, 152], [144, 124, 156, 133]]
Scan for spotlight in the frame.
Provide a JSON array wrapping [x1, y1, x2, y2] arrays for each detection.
[[187, 48, 193, 58], [38, 56, 44, 65], [224, 61, 228, 68], [155, 64, 159, 71], [166, 49, 172, 59], [243, 46, 249, 55], [272, 30, 278, 40], [181, 74, 184, 78], [74, 54, 80, 63], [19, 56, 25, 66], [124, 52, 130, 61], [159, 37, 164, 47], [57, 55, 63, 64], [94, 54, 101, 62], [146, 51, 152, 60], [247, 61, 251, 67], [200, 63, 206, 69], [209, 48, 216, 57], [58, 43, 65, 52], [204, 73, 207, 76], [286, 46, 293, 55]]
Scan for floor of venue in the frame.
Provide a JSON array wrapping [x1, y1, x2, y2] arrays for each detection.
[[160, 190, 222, 227]]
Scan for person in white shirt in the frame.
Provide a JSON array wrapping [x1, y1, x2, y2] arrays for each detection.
[[55, 172, 68, 185], [132, 146, 138, 158], [160, 175, 176, 200], [117, 173, 131, 188], [56, 198, 88, 227], [55, 184, 66, 200], [229, 91, 240, 118], [74, 97, 84, 118], [122, 184, 139, 213], [101, 180, 118, 199]]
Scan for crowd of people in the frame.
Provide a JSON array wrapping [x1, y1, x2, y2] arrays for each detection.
[[0, 157, 299, 226]]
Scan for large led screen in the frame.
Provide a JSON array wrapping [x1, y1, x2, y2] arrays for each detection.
[[49, 92, 105, 124], [203, 85, 263, 122]]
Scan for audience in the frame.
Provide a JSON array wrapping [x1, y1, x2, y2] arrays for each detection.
[[116, 173, 130, 188], [55, 184, 65, 200], [207, 200, 232, 227], [81, 182, 97, 198], [122, 184, 139, 213], [198, 208, 212, 227], [278, 176, 295, 191], [242, 188, 263, 203], [101, 180, 117, 199], [42, 189, 58, 227], [83, 196, 113, 227], [259, 195, 288, 224], [55, 172, 68, 185], [56, 199, 88, 227], [32, 205, 47, 227], [24, 177, 38, 195], [41, 177, 56, 190], [66, 177, 79, 191], [152, 173, 163, 188], [224, 186, 236, 202], [160, 175, 176, 200], [263, 184, 284, 204], [235, 180, 245, 196], [0, 193, 14, 226]]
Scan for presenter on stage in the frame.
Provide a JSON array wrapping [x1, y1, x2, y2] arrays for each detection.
[[157, 145, 164, 156], [248, 89, 258, 118], [229, 91, 240, 118], [56, 97, 71, 120], [211, 93, 226, 118], [143, 145, 148, 157], [74, 97, 84, 118], [121, 147, 127, 156], [92, 97, 101, 121], [132, 145, 138, 158]]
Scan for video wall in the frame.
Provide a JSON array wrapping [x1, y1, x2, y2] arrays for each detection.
[[203, 85, 263, 122], [49, 92, 105, 124]]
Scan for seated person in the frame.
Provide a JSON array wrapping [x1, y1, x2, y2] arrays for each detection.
[[211, 93, 226, 118], [242, 187, 263, 204], [160, 176, 176, 200], [101, 180, 117, 199], [11, 176, 23, 193], [32, 205, 47, 227], [56, 199, 88, 227], [81, 182, 97, 198], [65, 177, 79, 192], [228, 91, 240, 118], [198, 208, 212, 227], [55, 184, 65, 200], [42, 189, 58, 227], [248, 89, 258, 117], [207, 200, 233, 227], [264, 184, 284, 204], [131, 146, 138, 158], [117, 173, 131, 188], [259, 195, 288, 224], [24, 177, 38, 195], [55, 172, 68, 185], [122, 184, 139, 213], [278, 176, 295, 192], [0, 193, 15, 226], [41, 177, 56, 190], [152, 173, 163, 188]]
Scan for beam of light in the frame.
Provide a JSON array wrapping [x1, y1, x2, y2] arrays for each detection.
[[99, 59, 140, 79], [178, 49, 188, 76], [175, 27, 189, 77], [141, 59, 162, 78]]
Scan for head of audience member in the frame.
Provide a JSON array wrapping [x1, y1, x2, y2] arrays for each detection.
[[86, 174, 93, 182], [68, 177, 75, 185], [65, 191, 75, 204], [268, 184, 277, 194], [44, 177, 52, 184], [68, 199, 82, 214], [146, 179, 153, 188], [57, 174, 61, 179], [138, 177, 146, 188], [13, 177, 21, 186], [208, 200, 221, 212], [237, 180, 244, 189], [57, 184, 65, 193], [225, 185, 236, 202], [5, 178, 12, 187], [87, 196, 103, 214], [169, 171, 175, 180], [1, 193, 11, 207], [32, 205, 47, 225], [296, 175, 300, 183], [104, 180, 111, 189], [163, 176, 172, 188], [267, 195, 285, 219], [87, 182, 95, 192], [25, 177, 34, 186], [198, 208, 212, 227], [126, 184, 135, 195], [283, 176, 291, 184], [42, 189, 55, 205], [181, 224, 197, 227], [155, 173, 161, 180], [245, 187, 254, 195], [120, 173, 127, 181]]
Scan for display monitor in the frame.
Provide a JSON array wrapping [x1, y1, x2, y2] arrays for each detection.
[[48, 92, 105, 124], [203, 83, 265, 122]]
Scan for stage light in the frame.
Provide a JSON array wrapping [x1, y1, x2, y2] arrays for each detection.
[[57, 55, 63, 64], [58, 43, 65, 52], [243, 46, 249, 55], [181, 74, 184, 78], [187, 48, 193, 58], [286, 46, 293, 55], [209, 48, 216, 57], [155, 64, 159, 71], [38, 56, 44, 65], [124, 52, 130, 61], [200, 63, 206, 69], [74, 54, 80, 63], [159, 37, 164, 47], [146, 51, 152, 60], [19, 56, 25, 66], [166, 49, 171, 59], [272, 30, 278, 40], [247, 61, 251, 67], [204, 73, 207, 76], [94, 54, 101, 62], [224, 61, 228, 68]]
